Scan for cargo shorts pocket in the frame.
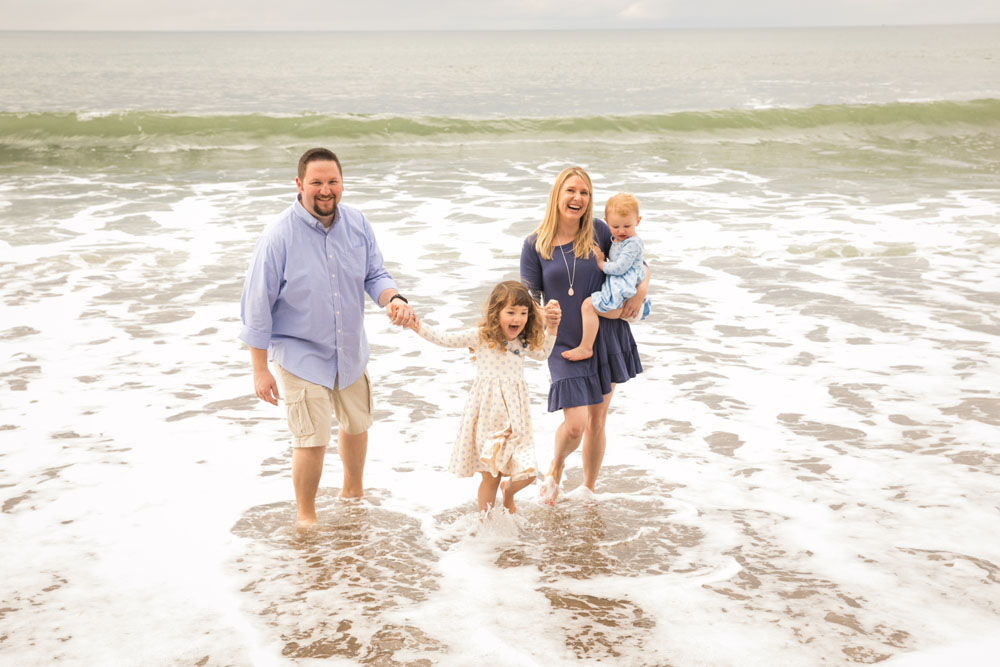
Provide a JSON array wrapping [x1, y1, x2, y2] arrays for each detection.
[[284, 388, 315, 439]]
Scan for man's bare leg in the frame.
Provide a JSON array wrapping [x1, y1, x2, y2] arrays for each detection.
[[292, 445, 326, 527], [338, 430, 368, 499]]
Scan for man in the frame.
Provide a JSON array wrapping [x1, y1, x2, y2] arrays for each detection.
[[239, 147, 415, 527]]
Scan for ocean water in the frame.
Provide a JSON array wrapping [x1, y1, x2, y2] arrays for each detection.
[[1, 26, 1000, 666]]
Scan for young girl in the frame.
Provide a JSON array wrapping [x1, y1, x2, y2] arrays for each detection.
[[406, 281, 561, 513]]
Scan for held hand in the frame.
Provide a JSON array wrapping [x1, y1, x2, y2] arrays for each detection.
[[387, 300, 416, 328], [544, 299, 562, 332], [254, 369, 280, 406]]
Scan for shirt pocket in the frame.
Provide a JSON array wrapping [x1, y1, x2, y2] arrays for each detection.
[[284, 387, 315, 439], [342, 240, 367, 277]]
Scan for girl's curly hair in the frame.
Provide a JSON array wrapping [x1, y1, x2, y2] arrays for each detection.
[[478, 281, 546, 352]]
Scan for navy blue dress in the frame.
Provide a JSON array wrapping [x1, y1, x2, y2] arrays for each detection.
[[520, 219, 643, 411]]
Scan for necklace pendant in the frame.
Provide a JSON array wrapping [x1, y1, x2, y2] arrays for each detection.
[[568, 287, 575, 296]]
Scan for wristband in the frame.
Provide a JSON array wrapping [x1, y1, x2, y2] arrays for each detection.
[[389, 294, 408, 305]]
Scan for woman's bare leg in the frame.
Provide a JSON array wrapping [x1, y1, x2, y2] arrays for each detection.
[[542, 406, 588, 503], [581, 386, 615, 491]]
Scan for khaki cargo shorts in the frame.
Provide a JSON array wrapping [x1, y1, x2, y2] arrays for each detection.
[[275, 365, 373, 447]]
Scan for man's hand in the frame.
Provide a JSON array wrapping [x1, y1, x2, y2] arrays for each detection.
[[254, 369, 280, 406], [387, 299, 416, 328]]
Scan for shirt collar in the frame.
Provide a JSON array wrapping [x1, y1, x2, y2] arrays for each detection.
[[293, 195, 339, 232]]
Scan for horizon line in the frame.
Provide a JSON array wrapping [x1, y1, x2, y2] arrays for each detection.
[[1, 22, 998, 33]]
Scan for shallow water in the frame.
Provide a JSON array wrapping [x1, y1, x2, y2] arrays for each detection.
[[3, 148, 999, 664], [3, 26, 1000, 667]]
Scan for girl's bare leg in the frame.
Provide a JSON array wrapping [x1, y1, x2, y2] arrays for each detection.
[[478, 472, 501, 512], [500, 475, 536, 513]]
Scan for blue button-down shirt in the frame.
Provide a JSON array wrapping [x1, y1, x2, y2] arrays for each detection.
[[239, 198, 397, 390]]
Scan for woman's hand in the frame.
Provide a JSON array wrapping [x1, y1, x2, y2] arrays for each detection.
[[621, 265, 650, 320], [544, 299, 562, 334]]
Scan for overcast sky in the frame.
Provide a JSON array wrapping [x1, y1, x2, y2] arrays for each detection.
[[3, 0, 999, 31]]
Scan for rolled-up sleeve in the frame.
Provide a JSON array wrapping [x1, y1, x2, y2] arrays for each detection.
[[239, 234, 282, 350]]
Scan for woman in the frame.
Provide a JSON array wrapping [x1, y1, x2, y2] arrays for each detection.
[[520, 166, 648, 503]]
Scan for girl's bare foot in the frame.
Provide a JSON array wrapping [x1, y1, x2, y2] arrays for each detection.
[[499, 481, 516, 513]]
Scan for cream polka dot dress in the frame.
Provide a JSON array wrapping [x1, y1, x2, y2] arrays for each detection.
[[417, 324, 555, 482]]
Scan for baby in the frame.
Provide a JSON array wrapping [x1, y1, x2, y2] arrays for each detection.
[[562, 192, 650, 361]]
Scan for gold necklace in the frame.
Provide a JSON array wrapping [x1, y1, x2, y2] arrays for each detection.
[[559, 244, 577, 296]]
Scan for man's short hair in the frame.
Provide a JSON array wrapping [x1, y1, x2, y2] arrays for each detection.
[[298, 148, 343, 181]]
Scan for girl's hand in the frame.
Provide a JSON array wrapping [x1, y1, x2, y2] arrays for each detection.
[[544, 299, 561, 333], [407, 315, 421, 332]]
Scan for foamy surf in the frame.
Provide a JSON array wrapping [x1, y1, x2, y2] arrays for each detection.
[[3, 25, 1000, 666]]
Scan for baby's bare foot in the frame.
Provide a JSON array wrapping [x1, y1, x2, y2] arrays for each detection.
[[561, 346, 593, 361]]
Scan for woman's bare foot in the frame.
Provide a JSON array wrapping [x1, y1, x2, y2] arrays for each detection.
[[561, 346, 593, 361], [539, 463, 564, 505]]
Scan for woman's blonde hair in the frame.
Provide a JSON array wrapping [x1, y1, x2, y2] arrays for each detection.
[[533, 166, 595, 261], [478, 281, 546, 351]]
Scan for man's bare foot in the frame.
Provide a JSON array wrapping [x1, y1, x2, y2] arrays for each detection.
[[561, 346, 593, 361], [296, 514, 318, 529]]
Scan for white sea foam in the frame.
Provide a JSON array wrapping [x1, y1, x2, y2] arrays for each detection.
[[2, 132, 1000, 666]]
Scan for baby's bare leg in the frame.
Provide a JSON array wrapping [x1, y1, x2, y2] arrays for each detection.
[[562, 297, 600, 361]]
